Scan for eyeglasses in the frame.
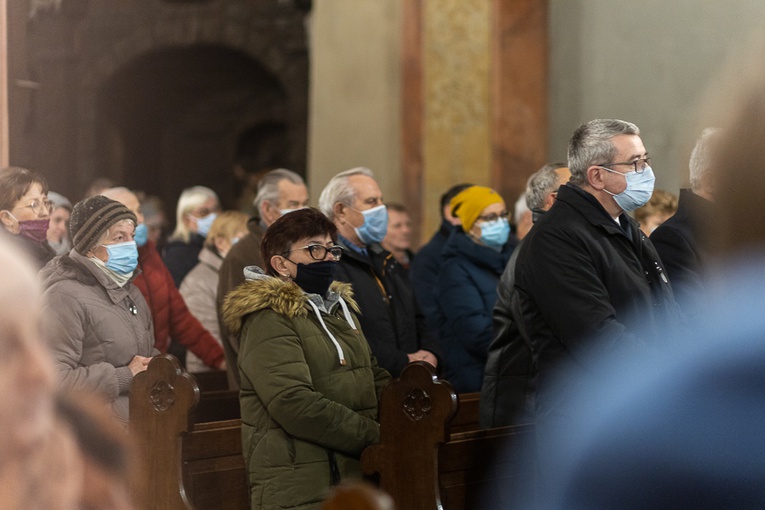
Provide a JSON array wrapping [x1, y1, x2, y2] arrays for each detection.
[[598, 157, 652, 174], [14, 199, 53, 216], [190, 205, 221, 218], [284, 244, 343, 261], [476, 211, 509, 223]]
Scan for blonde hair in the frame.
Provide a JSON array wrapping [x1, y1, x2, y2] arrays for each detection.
[[170, 186, 219, 243], [204, 211, 249, 250], [634, 189, 678, 224]]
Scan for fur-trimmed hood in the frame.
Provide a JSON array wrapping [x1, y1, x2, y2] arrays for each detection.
[[222, 266, 358, 337]]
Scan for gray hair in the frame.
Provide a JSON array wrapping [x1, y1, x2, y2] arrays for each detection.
[[567, 119, 640, 186], [689, 128, 721, 192], [525, 162, 567, 210], [318, 167, 375, 221], [252, 168, 306, 213], [514, 193, 529, 225], [170, 186, 219, 242]]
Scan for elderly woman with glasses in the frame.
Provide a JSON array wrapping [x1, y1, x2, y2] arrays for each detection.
[[223, 208, 390, 510], [435, 185, 517, 393], [0, 167, 56, 269]]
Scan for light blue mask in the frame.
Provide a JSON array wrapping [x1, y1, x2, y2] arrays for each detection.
[[602, 166, 656, 212], [134, 223, 148, 247], [102, 241, 139, 275], [480, 218, 510, 249], [195, 212, 217, 238], [353, 204, 388, 245]]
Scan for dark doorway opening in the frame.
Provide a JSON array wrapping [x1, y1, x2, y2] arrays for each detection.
[[96, 45, 292, 213]]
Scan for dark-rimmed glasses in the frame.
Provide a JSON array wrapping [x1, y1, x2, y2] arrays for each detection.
[[284, 244, 343, 261], [14, 198, 53, 216], [476, 211, 509, 223], [598, 157, 652, 174]]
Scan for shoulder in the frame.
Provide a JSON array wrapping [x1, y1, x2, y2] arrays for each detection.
[[222, 277, 308, 335]]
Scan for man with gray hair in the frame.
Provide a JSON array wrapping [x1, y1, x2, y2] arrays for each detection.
[[217, 168, 309, 387], [481, 161, 570, 427], [512, 119, 680, 424], [319, 167, 439, 377], [650, 128, 720, 319]]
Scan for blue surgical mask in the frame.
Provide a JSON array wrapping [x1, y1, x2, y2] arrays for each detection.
[[353, 204, 388, 245], [479, 218, 510, 249], [602, 166, 656, 212], [194, 212, 217, 237], [101, 241, 139, 274], [134, 223, 148, 247]]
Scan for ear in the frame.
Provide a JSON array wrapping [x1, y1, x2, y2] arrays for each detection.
[[543, 192, 556, 210], [0, 211, 18, 234], [270, 255, 290, 278], [213, 235, 228, 254], [333, 202, 347, 223], [587, 165, 607, 191]]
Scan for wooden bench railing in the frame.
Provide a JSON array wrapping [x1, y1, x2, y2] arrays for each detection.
[[130, 355, 530, 510]]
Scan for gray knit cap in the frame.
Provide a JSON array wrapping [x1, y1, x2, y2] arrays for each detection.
[[70, 195, 137, 254]]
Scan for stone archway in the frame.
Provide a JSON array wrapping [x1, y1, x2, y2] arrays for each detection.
[[19, 1, 309, 206], [95, 45, 289, 211]]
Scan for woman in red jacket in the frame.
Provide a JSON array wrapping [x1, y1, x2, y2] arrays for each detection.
[[103, 187, 225, 370]]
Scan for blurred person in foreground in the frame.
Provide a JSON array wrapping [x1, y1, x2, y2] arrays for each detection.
[[320, 167, 439, 377], [102, 187, 226, 372], [180, 210, 248, 373], [481, 163, 571, 428], [634, 188, 678, 236], [0, 167, 56, 269], [408, 183, 471, 342], [0, 235, 83, 510], [41, 195, 155, 424], [223, 208, 390, 509], [435, 185, 515, 393], [380, 203, 414, 269], [217, 168, 309, 388], [523, 63, 765, 507]]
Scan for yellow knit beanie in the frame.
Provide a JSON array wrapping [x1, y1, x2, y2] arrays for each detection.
[[450, 185, 504, 231]]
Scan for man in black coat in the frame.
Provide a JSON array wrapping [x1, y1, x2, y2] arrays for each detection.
[[319, 167, 440, 377], [650, 128, 719, 321], [480, 163, 570, 428], [513, 119, 682, 424]]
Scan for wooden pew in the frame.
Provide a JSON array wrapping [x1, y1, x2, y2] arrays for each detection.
[[130, 355, 248, 510], [361, 361, 534, 510], [130, 356, 510, 510]]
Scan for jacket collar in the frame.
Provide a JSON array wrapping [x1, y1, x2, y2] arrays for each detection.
[[223, 266, 359, 336], [198, 246, 223, 271], [442, 230, 511, 273], [557, 184, 637, 239]]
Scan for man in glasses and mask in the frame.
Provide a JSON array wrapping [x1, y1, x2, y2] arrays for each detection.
[[319, 167, 440, 377], [512, 119, 682, 435]]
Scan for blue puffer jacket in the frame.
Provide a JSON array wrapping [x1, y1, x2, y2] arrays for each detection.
[[436, 231, 514, 393]]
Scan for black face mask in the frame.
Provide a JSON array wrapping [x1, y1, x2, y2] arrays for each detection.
[[293, 260, 338, 296]]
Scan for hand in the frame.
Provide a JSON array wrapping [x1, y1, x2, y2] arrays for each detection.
[[216, 359, 227, 371], [407, 350, 437, 368], [128, 355, 152, 376]]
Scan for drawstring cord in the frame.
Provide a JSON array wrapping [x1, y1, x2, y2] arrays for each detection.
[[306, 300, 347, 366]]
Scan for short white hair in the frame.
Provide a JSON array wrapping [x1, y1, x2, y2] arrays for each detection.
[[318, 167, 375, 221], [689, 128, 721, 192], [514, 193, 529, 225], [170, 186, 219, 242]]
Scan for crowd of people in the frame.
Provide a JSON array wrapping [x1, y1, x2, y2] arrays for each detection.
[[3, 54, 765, 507]]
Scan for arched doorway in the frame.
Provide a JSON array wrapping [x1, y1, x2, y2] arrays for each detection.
[[96, 45, 292, 212]]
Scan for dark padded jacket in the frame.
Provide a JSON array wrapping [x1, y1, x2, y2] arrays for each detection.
[[514, 184, 683, 418], [436, 230, 513, 393], [334, 239, 440, 377]]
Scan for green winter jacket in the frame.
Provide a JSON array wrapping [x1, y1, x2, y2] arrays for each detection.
[[223, 268, 390, 510]]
